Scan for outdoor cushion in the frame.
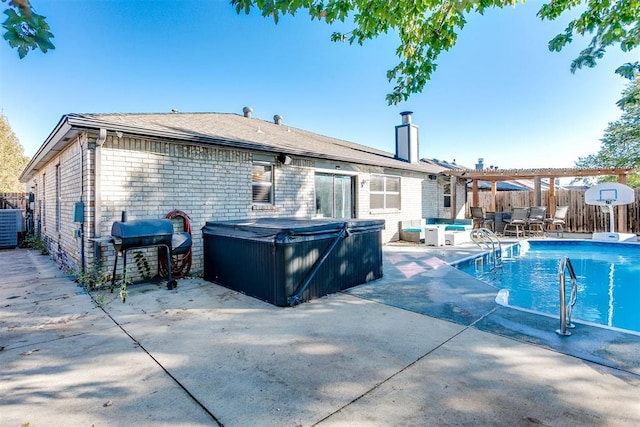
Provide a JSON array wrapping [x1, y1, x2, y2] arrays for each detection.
[[402, 228, 423, 233], [445, 224, 472, 231]]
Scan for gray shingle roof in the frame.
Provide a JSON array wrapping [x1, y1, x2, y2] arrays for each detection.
[[65, 112, 444, 174]]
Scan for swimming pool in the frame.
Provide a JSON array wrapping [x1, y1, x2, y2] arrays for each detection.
[[455, 240, 640, 334]]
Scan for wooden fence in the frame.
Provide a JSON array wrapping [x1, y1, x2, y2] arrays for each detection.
[[468, 189, 640, 234], [0, 193, 27, 210]]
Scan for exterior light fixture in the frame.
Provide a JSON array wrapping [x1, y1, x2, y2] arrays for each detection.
[[278, 154, 292, 165]]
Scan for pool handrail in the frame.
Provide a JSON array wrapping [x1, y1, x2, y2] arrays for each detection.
[[556, 257, 578, 336], [470, 227, 503, 270]]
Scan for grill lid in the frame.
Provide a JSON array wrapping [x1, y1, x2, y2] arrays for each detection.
[[111, 219, 174, 251], [111, 219, 174, 238]]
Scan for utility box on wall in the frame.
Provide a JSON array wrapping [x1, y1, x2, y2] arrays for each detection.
[[73, 201, 84, 223]]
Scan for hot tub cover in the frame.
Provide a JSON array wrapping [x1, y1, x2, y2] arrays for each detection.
[[202, 217, 384, 241], [202, 217, 385, 306]]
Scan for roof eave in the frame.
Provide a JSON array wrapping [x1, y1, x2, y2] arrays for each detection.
[[20, 116, 77, 183]]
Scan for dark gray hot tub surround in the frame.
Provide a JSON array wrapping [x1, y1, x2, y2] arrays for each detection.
[[202, 217, 385, 306]]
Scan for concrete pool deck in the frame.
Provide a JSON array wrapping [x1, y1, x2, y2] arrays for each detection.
[[1, 239, 639, 426]]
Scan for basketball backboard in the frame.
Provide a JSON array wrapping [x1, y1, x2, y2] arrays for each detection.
[[585, 182, 634, 206]]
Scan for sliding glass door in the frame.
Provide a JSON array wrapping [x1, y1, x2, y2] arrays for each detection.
[[315, 173, 354, 219]]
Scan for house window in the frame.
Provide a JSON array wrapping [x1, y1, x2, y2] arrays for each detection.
[[252, 161, 273, 204], [370, 174, 400, 210], [443, 179, 451, 208]]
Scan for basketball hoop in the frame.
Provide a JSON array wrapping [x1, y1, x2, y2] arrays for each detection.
[[585, 182, 636, 242]]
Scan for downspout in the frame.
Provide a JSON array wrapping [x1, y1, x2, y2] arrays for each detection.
[[90, 129, 108, 272], [79, 136, 86, 274], [94, 128, 107, 238]]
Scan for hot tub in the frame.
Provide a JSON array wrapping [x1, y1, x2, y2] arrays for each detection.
[[202, 218, 384, 306]]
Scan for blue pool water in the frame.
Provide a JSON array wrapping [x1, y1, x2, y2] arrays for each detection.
[[456, 240, 640, 334]]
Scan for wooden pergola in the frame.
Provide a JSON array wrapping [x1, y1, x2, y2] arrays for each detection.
[[443, 167, 637, 232]]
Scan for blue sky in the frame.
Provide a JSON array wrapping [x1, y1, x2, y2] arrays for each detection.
[[0, 0, 636, 170]]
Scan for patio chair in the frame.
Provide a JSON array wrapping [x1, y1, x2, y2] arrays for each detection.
[[470, 207, 494, 230], [544, 205, 568, 237], [526, 206, 547, 236], [503, 207, 528, 238]]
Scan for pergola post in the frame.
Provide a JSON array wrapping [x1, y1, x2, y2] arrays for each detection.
[[450, 175, 457, 220], [534, 176, 542, 206], [618, 174, 628, 233], [472, 179, 479, 207], [548, 177, 556, 218], [490, 181, 497, 211]]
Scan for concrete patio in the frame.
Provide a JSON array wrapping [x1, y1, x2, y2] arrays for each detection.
[[1, 242, 639, 426]]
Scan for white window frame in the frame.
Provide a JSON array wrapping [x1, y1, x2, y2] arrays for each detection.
[[252, 160, 274, 205], [443, 178, 451, 208], [314, 172, 355, 218], [370, 174, 401, 211]]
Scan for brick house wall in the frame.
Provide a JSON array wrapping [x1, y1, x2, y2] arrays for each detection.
[[30, 131, 450, 281], [31, 137, 85, 272], [94, 135, 317, 277], [378, 173, 423, 242], [345, 170, 425, 242], [422, 178, 440, 219], [422, 175, 467, 220]]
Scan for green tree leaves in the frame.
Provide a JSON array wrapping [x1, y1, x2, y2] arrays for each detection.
[[575, 77, 640, 187], [233, 0, 524, 104], [233, 0, 639, 105], [539, 0, 640, 79], [616, 62, 640, 80], [0, 114, 29, 192], [2, 0, 54, 58]]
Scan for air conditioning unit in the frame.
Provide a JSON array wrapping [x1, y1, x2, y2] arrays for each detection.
[[0, 209, 22, 249]]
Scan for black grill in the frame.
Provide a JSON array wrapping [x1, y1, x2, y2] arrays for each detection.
[[110, 219, 181, 293], [111, 219, 173, 252]]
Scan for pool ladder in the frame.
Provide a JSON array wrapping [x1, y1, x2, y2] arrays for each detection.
[[556, 257, 578, 336], [470, 227, 503, 271]]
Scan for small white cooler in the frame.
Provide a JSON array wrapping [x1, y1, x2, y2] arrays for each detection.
[[424, 225, 445, 246]]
